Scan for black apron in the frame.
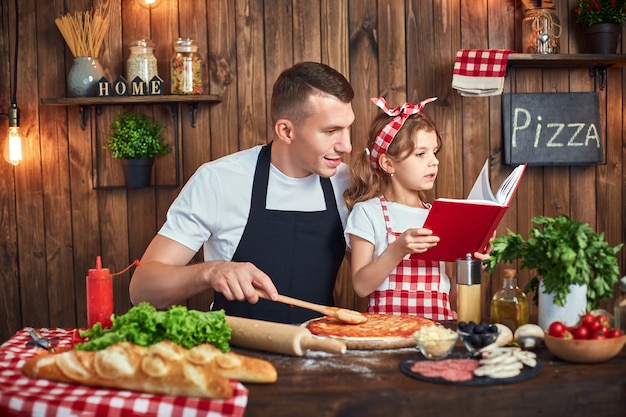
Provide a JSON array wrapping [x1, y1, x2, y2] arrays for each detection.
[[212, 142, 345, 324]]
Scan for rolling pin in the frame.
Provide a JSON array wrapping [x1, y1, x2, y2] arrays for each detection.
[[226, 315, 346, 356]]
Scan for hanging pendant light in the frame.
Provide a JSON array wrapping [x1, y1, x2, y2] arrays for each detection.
[[137, 0, 162, 9], [2, 0, 22, 166], [4, 104, 22, 165]]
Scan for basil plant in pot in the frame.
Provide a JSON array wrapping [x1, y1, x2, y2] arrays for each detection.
[[105, 111, 171, 188], [484, 215, 623, 329]]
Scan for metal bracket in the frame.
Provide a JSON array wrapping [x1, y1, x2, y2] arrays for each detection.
[[590, 66, 607, 91], [78, 105, 90, 130], [187, 103, 199, 128]]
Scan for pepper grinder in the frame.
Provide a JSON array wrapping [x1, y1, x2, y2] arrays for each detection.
[[456, 253, 482, 323], [86, 256, 114, 329]]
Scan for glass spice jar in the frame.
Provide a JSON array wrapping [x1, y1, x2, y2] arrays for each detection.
[[126, 39, 158, 83], [170, 37, 204, 94]]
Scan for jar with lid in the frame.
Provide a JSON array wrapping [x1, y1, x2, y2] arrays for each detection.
[[170, 37, 204, 94], [522, 7, 561, 54], [126, 39, 158, 83], [490, 269, 529, 332]]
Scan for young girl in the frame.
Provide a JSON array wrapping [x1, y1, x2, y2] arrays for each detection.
[[344, 97, 488, 320]]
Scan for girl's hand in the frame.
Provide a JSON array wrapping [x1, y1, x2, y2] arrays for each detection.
[[473, 231, 496, 269], [395, 228, 440, 255]]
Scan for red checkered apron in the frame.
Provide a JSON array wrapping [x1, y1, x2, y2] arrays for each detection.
[[368, 197, 454, 320]]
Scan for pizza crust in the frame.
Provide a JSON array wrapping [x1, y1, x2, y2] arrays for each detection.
[[304, 313, 438, 351]]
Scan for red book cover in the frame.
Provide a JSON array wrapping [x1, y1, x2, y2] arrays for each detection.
[[416, 160, 527, 262]]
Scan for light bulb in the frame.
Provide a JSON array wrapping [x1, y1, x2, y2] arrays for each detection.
[[137, 0, 162, 9], [5, 125, 22, 166], [4, 104, 22, 166]]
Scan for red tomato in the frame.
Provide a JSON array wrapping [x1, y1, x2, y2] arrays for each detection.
[[590, 331, 606, 340], [585, 320, 602, 333], [562, 329, 573, 340], [606, 328, 623, 338], [595, 314, 611, 328], [580, 313, 595, 325], [572, 325, 590, 340], [548, 321, 567, 337]]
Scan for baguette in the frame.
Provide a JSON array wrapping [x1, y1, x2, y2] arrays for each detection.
[[22, 340, 277, 399]]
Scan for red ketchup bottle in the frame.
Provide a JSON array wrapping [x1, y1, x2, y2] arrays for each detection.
[[86, 256, 114, 328]]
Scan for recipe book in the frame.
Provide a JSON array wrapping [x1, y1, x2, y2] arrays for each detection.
[[417, 160, 527, 262]]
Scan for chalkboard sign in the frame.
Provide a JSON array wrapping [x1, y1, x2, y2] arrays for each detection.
[[502, 93, 603, 166]]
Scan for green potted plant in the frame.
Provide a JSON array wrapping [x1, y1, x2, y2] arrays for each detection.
[[485, 215, 623, 328], [105, 111, 171, 188], [574, 0, 626, 53]]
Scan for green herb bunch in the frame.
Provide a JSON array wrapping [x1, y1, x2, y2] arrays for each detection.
[[106, 111, 171, 159], [575, 0, 626, 26], [484, 215, 622, 312]]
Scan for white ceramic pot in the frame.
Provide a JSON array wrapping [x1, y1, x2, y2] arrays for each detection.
[[538, 281, 587, 330]]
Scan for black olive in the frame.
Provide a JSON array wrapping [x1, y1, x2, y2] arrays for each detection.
[[475, 323, 487, 334], [458, 321, 468, 331], [470, 334, 482, 346], [487, 325, 499, 333]]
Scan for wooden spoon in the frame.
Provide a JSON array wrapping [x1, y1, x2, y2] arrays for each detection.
[[255, 289, 367, 325]]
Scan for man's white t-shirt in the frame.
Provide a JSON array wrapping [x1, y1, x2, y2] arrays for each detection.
[[344, 197, 450, 293], [159, 145, 350, 261]]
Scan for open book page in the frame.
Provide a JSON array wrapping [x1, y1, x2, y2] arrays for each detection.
[[467, 160, 496, 202], [465, 160, 526, 206]]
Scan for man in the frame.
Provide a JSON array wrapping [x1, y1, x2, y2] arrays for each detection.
[[129, 62, 355, 324]]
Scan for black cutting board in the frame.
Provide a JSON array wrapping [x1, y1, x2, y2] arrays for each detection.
[[399, 357, 542, 386]]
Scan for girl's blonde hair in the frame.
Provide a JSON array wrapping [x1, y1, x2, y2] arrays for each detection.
[[343, 111, 441, 211]]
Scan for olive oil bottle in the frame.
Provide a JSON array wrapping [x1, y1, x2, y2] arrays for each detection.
[[490, 269, 529, 332]]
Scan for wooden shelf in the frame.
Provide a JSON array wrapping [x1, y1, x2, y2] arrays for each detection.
[[40, 94, 222, 129], [508, 54, 626, 69], [40, 94, 222, 106], [507, 54, 626, 90]]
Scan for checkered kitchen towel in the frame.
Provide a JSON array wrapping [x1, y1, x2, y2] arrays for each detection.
[[452, 49, 514, 96], [0, 328, 248, 417]]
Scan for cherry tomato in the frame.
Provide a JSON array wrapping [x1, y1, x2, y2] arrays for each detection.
[[590, 331, 606, 340], [548, 321, 567, 337], [595, 314, 611, 328], [606, 328, 624, 338], [580, 313, 595, 325], [585, 320, 602, 333], [572, 325, 590, 340]]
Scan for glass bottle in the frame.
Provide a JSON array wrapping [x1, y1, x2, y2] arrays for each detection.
[[126, 39, 158, 83], [170, 37, 204, 94], [490, 269, 529, 332], [614, 277, 626, 333]]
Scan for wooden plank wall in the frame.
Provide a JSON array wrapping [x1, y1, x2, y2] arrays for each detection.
[[0, 0, 624, 342]]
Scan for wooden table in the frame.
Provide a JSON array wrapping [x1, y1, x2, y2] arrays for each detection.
[[240, 344, 626, 417]]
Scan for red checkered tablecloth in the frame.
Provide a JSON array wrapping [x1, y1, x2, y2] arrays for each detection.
[[0, 328, 248, 417]]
